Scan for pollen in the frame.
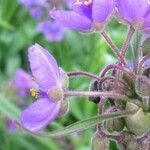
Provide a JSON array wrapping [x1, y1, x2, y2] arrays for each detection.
[[30, 88, 38, 98], [84, 0, 92, 5], [73, 0, 83, 6]]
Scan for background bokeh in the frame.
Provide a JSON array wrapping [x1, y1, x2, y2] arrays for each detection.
[[0, 0, 131, 149]]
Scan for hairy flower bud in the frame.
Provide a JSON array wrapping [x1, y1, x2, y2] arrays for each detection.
[[125, 102, 150, 136], [135, 75, 150, 97], [106, 118, 125, 133], [59, 100, 70, 117], [89, 80, 100, 104], [91, 132, 109, 150]]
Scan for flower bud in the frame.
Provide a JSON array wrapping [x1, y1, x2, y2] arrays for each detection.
[[135, 75, 150, 97], [89, 80, 100, 104], [106, 118, 125, 133], [59, 67, 69, 90], [59, 100, 70, 117], [47, 86, 63, 101], [91, 132, 109, 150], [125, 102, 150, 136]]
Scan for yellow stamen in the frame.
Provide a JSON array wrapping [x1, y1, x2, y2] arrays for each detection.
[[84, 0, 93, 5], [30, 88, 38, 98], [74, 0, 83, 6]]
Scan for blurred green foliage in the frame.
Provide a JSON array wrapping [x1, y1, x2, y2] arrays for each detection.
[[0, 0, 131, 149]]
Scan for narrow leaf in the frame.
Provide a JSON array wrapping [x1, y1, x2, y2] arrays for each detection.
[[16, 108, 138, 138]]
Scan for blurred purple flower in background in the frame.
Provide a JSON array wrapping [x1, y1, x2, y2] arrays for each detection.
[[50, 0, 114, 31], [116, 0, 150, 33], [7, 119, 16, 133], [20, 44, 68, 132], [19, 0, 67, 41], [14, 69, 36, 97], [37, 20, 65, 42]]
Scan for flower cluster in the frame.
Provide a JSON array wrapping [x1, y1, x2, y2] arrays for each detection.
[[17, 0, 150, 149], [51, 0, 150, 34]]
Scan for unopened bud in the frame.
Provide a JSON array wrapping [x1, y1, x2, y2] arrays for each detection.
[[127, 139, 138, 150], [125, 102, 150, 136], [91, 132, 109, 150], [47, 86, 63, 101], [135, 75, 150, 97], [89, 80, 100, 104], [59, 67, 69, 90], [59, 100, 70, 117], [106, 118, 125, 133]]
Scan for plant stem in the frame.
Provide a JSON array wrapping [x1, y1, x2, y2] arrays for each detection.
[[101, 30, 126, 66], [121, 26, 135, 58], [65, 91, 128, 101], [67, 71, 100, 80], [99, 64, 136, 80]]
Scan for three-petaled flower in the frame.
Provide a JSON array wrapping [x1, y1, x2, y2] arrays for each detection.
[[50, 0, 114, 31], [20, 44, 69, 132], [116, 0, 150, 33]]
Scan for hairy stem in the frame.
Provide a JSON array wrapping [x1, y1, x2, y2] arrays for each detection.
[[67, 71, 100, 80], [65, 91, 128, 101], [121, 26, 135, 58], [101, 30, 126, 66], [99, 64, 136, 80]]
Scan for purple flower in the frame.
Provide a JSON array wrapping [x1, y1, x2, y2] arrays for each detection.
[[20, 44, 68, 132], [7, 119, 16, 133], [14, 69, 36, 97], [50, 0, 114, 31], [30, 7, 43, 20], [116, 0, 150, 33], [19, 0, 47, 8], [37, 20, 65, 42]]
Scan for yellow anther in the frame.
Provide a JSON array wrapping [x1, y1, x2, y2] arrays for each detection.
[[74, 0, 83, 6], [84, 0, 92, 5], [30, 88, 38, 98]]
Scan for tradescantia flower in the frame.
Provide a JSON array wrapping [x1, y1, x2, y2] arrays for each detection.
[[37, 20, 66, 42], [50, 0, 114, 31], [116, 0, 150, 33], [20, 44, 69, 132]]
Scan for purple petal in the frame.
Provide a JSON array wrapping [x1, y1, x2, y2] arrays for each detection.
[[50, 10, 92, 30], [37, 20, 65, 42], [28, 44, 60, 91], [14, 69, 36, 89], [19, 0, 47, 7], [20, 98, 60, 132], [116, 0, 149, 22], [30, 7, 43, 20], [7, 120, 17, 133], [92, 0, 114, 23]]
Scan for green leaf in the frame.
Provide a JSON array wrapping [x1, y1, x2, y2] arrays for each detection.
[[17, 108, 138, 138], [0, 94, 20, 120]]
